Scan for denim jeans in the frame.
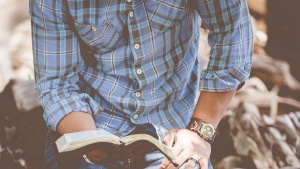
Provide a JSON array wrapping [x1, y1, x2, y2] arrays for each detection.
[[59, 150, 213, 169]]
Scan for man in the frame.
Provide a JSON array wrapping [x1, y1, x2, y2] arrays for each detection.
[[30, 0, 253, 168]]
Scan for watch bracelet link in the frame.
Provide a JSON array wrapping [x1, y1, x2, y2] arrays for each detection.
[[186, 117, 216, 144]]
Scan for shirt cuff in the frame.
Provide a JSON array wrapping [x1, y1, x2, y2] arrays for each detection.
[[42, 93, 100, 131], [199, 63, 251, 92]]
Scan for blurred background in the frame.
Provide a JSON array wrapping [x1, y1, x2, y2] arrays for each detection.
[[0, 0, 299, 169]]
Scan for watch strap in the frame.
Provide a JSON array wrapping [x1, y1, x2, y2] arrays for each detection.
[[186, 118, 216, 144]]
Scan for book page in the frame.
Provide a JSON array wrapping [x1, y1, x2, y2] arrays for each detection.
[[56, 129, 120, 153]]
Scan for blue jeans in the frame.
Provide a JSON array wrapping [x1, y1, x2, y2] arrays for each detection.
[[59, 151, 213, 169]]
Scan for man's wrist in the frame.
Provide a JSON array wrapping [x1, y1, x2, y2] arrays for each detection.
[[186, 117, 216, 144]]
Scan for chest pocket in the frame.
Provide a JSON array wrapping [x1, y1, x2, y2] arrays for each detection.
[[75, 20, 122, 54], [146, 0, 188, 34]]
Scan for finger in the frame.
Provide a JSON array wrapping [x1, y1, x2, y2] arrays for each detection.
[[159, 158, 171, 169], [163, 129, 177, 147], [160, 144, 184, 169], [184, 158, 197, 169], [198, 158, 208, 169], [167, 150, 190, 169]]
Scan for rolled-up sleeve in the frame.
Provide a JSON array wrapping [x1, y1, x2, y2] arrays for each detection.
[[194, 0, 253, 92], [30, 0, 99, 131]]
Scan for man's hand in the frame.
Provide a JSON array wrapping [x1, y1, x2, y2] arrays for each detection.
[[159, 129, 211, 169]]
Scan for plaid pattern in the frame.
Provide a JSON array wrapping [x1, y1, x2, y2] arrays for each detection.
[[30, 0, 252, 134]]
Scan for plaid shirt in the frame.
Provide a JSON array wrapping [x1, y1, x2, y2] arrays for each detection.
[[30, 0, 253, 135]]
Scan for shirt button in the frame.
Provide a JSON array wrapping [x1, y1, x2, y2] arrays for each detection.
[[134, 43, 140, 49], [127, 0, 132, 2], [133, 114, 139, 119], [91, 26, 97, 31], [136, 69, 142, 75], [135, 92, 141, 98], [129, 11, 134, 18]]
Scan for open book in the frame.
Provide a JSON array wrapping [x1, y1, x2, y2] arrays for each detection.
[[53, 129, 177, 166]]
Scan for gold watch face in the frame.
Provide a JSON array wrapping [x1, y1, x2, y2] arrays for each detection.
[[199, 124, 215, 139]]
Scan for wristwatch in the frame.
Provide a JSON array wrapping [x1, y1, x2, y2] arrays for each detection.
[[187, 118, 216, 144]]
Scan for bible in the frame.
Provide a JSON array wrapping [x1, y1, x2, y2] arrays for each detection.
[[53, 129, 177, 166]]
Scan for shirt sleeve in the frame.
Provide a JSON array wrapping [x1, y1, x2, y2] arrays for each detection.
[[193, 0, 253, 92], [30, 0, 99, 131]]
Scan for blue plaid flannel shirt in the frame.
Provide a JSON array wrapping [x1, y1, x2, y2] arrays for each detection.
[[30, 0, 253, 135]]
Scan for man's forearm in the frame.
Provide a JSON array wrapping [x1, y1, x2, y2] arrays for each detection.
[[57, 112, 96, 135], [192, 88, 237, 128]]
